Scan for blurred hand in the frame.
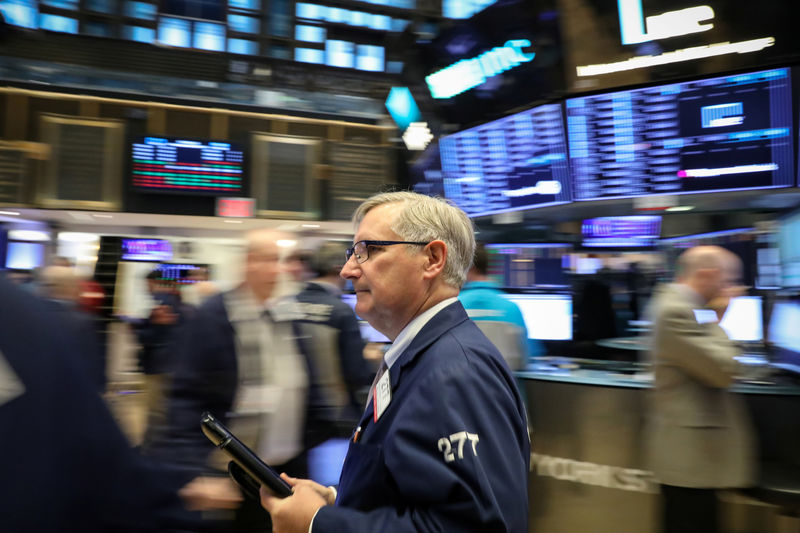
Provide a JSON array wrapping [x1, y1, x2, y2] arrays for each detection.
[[708, 285, 748, 321], [260, 473, 331, 533], [150, 304, 178, 325], [179, 476, 243, 511]]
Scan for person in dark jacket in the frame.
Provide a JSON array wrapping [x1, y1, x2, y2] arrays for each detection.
[[261, 191, 530, 533], [295, 240, 371, 428], [150, 229, 333, 533], [38, 264, 107, 392], [0, 273, 182, 533]]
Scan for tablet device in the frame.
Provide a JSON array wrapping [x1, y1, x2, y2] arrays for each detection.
[[200, 411, 293, 498]]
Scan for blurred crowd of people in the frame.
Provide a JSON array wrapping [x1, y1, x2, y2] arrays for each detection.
[[0, 232, 375, 533]]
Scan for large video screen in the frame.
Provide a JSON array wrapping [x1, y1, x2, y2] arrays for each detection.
[[439, 103, 571, 217], [131, 136, 245, 195], [567, 68, 794, 201]]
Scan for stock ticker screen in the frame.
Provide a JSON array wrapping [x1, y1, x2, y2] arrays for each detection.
[[439, 103, 571, 217], [566, 68, 794, 201], [131, 136, 245, 195]]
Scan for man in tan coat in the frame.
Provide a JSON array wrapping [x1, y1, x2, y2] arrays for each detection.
[[645, 245, 756, 533]]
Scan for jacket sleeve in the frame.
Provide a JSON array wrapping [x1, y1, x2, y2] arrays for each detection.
[[312, 344, 529, 532], [656, 305, 740, 388]]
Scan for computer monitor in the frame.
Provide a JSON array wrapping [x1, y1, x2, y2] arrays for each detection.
[[767, 299, 800, 374], [340, 293, 391, 343], [502, 293, 573, 341], [4, 241, 45, 270], [719, 296, 763, 343]]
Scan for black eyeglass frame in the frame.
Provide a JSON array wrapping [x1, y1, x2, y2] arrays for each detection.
[[345, 240, 430, 264]]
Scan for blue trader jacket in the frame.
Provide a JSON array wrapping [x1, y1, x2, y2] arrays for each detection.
[[312, 301, 530, 532]]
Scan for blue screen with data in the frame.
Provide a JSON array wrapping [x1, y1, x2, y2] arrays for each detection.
[[439, 103, 572, 217], [567, 68, 794, 201]]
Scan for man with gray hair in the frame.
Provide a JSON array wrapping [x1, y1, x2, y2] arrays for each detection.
[[645, 245, 756, 533], [152, 229, 331, 532], [261, 191, 530, 532]]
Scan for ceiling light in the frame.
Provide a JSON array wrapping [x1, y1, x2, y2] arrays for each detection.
[[0, 210, 20, 216], [277, 239, 297, 248], [665, 205, 695, 212], [8, 229, 51, 241], [301, 224, 320, 229], [92, 214, 113, 219], [224, 219, 244, 224]]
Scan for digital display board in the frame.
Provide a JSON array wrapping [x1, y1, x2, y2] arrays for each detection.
[[582, 216, 661, 248], [131, 136, 244, 195], [121, 239, 173, 262], [439, 103, 571, 217], [567, 68, 794, 201]]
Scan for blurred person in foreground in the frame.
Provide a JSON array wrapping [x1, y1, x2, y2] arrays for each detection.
[[261, 191, 530, 533], [458, 243, 543, 370], [294, 240, 371, 429], [135, 268, 194, 451], [151, 229, 333, 532], [0, 273, 182, 532], [39, 264, 107, 392], [644, 245, 756, 533]]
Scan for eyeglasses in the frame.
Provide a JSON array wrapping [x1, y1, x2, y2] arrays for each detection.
[[345, 240, 429, 264]]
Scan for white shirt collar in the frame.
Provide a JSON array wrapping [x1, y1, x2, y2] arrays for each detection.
[[383, 297, 459, 370]]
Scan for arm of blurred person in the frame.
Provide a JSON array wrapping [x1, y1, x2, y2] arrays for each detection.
[[179, 474, 243, 511], [656, 303, 741, 388]]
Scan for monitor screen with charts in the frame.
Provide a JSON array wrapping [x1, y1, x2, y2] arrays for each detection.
[[567, 68, 794, 201]]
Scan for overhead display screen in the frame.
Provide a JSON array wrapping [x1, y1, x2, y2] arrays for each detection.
[[567, 68, 794, 201], [582, 215, 661, 248], [439, 103, 571, 217], [131, 136, 245, 195], [559, 0, 800, 93]]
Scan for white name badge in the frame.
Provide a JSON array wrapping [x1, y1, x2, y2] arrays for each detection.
[[373, 369, 391, 422]]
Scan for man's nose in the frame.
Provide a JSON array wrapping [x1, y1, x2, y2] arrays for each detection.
[[340, 257, 359, 280]]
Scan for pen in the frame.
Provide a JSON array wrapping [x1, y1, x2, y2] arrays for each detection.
[[353, 426, 362, 443]]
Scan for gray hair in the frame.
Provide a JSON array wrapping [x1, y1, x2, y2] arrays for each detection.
[[353, 191, 476, 288]]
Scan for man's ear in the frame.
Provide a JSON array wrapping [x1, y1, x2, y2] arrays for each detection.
[[422, 240, 447, 280]]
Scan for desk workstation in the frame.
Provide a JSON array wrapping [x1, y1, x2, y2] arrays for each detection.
[[516, 358, 800, 533]]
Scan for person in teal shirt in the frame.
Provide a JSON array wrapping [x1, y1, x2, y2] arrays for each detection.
[[458, 244, 544, 369]]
